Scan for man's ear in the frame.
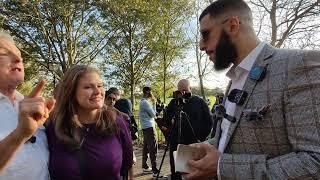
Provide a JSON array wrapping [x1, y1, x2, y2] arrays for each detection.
[[225, 16, 241, 35]]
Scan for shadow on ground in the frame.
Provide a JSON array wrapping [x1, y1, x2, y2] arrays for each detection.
[[133, 146, 171, 180]]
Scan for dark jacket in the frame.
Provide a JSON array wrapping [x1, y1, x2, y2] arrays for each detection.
[[163, 95, 213, 145], [115, 98, 133, 116]]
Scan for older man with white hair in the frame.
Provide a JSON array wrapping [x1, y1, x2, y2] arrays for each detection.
[[0, 31, 55, 180]]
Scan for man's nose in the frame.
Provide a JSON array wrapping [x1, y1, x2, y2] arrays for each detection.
[[12, 55, 22, 63], [93, 86, 101, 94]]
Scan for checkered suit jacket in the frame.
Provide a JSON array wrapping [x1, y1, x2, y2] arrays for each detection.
[[208, 44, 320, 179]]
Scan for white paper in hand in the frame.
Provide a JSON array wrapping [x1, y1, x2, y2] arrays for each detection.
[[174, 144, 205, 173]]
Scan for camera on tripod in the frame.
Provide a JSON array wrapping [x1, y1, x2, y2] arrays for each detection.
[[172, 90, 191, 105]]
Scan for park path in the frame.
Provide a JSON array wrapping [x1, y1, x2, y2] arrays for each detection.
[[133, 147, 171, 180]]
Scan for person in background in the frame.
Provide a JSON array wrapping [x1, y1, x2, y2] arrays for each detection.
[[107, 87, 138, 141], [162, 79, 213, 180], [210, 93, 224, 116], [106, 88, 138, 138], [105, 89, 117, 107], [46, 65, 133, 180], [108, 87, 133, 118], [183, 0, 320, 179], [0, 31, 55, 180], [105, 88, 135, 180], [139, 86, 166, 178], [209, 93, 224, 138]]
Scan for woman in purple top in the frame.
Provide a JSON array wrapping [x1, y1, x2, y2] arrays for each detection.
[[46, 65, 133, 180]]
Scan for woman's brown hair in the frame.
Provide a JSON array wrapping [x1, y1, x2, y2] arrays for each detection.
[[51, 65, 117, 147]]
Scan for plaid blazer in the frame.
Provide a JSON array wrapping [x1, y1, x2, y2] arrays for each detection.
[[208, 44, 320, 179]]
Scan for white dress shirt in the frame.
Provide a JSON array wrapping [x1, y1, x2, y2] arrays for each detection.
[[218, 42, 266, 153], [0, 91, 49, 180]]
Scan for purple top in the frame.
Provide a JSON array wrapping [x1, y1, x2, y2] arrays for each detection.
[[46, 116, 133, 180]]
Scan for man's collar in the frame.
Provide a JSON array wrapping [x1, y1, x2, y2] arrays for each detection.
[[238, 42, 266, 71], [226, 42, 266, 80], [0, 90, 24, 102], [15, 91, 24, 101]]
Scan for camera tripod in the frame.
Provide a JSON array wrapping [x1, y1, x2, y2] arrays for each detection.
[[156, 101, 199, 180]]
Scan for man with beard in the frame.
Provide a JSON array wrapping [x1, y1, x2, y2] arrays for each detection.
[[182, 0, 320, 179]]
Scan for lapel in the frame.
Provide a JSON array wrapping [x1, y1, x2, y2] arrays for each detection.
[[223, 44, 275, 149], [212, 120, 222, 147], [213, 81, 232, 147]]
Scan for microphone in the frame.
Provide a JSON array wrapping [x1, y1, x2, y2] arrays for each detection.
[[249, 66, 267, 81], [228, 89, 248, 105], [213, 104, 236, 123], [244, 104, 271, 122], [223, 114, 236, 123], [26, 136, 36, 144]]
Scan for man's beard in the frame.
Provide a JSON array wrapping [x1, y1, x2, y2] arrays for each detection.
[[214, 30, 238, 71]]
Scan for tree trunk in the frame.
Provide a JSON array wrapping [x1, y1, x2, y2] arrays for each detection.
[[199, 74, 206, 100], [163, 63, 167, 103], [129, 24, 135, 109], [130, 78, 135, 110], [195, 2, 206, 100]]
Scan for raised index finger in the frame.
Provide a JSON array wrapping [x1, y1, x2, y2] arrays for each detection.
[[28, 80, 46, 98]]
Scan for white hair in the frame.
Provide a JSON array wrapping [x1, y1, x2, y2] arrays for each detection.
[[0, 30, 15, 44]]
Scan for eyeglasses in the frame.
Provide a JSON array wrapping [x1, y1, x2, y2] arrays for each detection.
[[200, 17, 240, 42]]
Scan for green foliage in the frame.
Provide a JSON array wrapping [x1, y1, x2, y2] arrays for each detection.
[[98, 0, 191, 106], [0, 0, 229, 99], [150, 0, 193, 103], [99, 1, 158, 85], [17, 81, 34, 96], [207, 95, 216, 109], [99, 0, 159, 82], [191, 86, 224, 97], [0, 0, 110, 85]]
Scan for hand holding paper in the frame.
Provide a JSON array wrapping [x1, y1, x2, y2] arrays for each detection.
[[174, 144, 206, 173], [180, 143, 221, 180]]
